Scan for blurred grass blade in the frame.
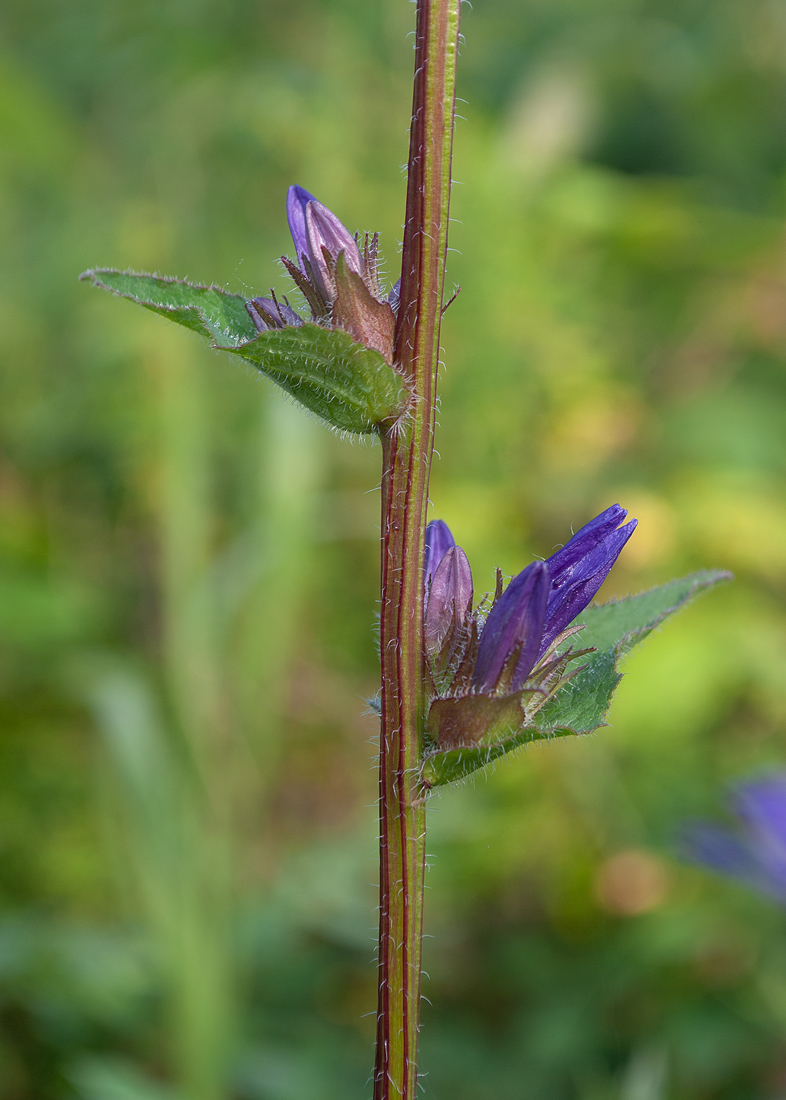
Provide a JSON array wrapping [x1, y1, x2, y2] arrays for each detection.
[[89, 668, 233, 1100], [421, 570, 732, 788], [88, 668, 188, 922], [69, 1056, 178, 1100]]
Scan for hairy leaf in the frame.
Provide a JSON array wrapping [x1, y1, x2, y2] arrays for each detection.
[[81, 269, 409, 434], [80, 269, 258, 346], [225, 324, 408, 435], [574, 570, 733, 656]]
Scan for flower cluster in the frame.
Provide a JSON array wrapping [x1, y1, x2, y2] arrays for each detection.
[[246, 186, 399, 363], [423, 504, 637, 748], [684, 774, 786, 903]]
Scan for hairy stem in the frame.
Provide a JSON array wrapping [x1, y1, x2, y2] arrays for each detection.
[[374, 2, 460, 1097]]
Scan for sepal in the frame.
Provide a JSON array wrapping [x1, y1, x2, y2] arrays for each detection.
[[426, 692, 531, 751], [333, 252, 396, 363]]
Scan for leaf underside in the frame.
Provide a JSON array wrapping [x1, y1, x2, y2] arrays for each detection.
[[81, 269, 258, 346], [421, 569, 732, 789], [81, 269, 409, 435]]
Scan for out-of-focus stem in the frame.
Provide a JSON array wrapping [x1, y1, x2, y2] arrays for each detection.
[[374, 2, 460, 1097]]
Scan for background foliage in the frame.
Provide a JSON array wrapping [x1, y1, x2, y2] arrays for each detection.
[[1, 0, 786, 1096]]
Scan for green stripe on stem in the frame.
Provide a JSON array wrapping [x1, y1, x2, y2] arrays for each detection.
[[374, 1, 460, 1097]]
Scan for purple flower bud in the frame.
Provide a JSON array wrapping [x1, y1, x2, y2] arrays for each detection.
[[684, 774, 786, 904], [247, 295, 303, 332], [286, 185, 316, 267], [540, 504, 637, 655], [425, 546, 473, 653], [472, 561, 550, 694], [304, 200, 364, 302], [424, 520, 455, 588], [422, 505, 635, 706], [285, 186, 363, 306]]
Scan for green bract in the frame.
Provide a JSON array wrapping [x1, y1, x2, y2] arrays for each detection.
[[81, 269, 409, 436], [420, 570, 731, 789]]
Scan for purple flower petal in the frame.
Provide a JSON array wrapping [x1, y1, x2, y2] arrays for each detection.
[[683, 823, 759, 879], [685, 773, 786, 905], [246, 296, 280, 331], [276, 299, 303, 327], [424, 520, 455, 588], [540, 505, 637, 653], [473, 562, 549, 694], [734, 776, 786, 845], [246, 296, 303, 332], [286, 185, 317, 266]]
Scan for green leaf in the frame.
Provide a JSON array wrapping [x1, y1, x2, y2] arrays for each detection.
[[225, 324, 409, 435], [81, 269, 409, 434], [421, 726, 547, 789], [538, 569, 732, 736], [421, 570, 731, 790], [574, 570, 735, 655], [80, 268, 258, 346], [535, 649, 622, 736]]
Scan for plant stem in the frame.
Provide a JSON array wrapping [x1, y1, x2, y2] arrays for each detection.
[[374, 2, 460, 1097]]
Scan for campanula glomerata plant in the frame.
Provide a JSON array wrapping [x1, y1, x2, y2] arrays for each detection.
[[81, 1, 730, 1095]]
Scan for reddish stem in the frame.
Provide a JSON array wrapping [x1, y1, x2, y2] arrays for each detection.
[[373, 2, 460, 1096]]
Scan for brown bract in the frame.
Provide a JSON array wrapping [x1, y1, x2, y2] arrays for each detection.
[[332, 252, 397, 364], [426, 692, 528, 750]]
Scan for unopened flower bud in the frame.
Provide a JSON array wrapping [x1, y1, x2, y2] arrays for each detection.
[[472, 561, 550, 694], [424, 520, 455, 588], [286, 185, 363, 306], [304, 200, 364, 302], [248, 185, 402, 363], [247, 295, 304, 332], [425, 545, 473, 655], [540, 504, 637, 656]]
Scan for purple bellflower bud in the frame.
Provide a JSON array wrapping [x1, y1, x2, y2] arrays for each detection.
[[425, 545, 473, 655], [684, 774, 786, 903], [247, 294, 303, 331], [285, 185, 314, 269], [247, 185, 399, 363], [540, 503, 637, 656], [424, 519, 456, 589], [472, 561, 550, 694]]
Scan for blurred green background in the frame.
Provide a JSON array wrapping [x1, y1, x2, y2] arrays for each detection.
[[2, 0, 786, 1096]]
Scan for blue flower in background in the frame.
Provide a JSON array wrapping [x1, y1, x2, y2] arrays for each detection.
[[423, 504, 637, 696], [684, 774, 786, 903]]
